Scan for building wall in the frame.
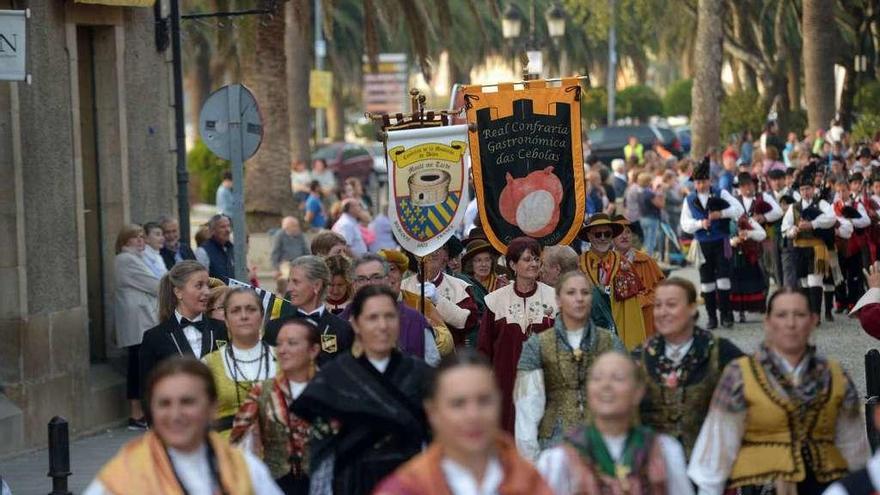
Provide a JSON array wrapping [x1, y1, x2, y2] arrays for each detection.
[[0, 0, 176, 454]]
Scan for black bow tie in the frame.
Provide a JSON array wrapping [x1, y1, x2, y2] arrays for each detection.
[[297, 310, 322, 320], [179, 318, 206, 332]]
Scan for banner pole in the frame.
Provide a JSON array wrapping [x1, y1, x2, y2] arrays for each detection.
[[418, 256, 426, 316]]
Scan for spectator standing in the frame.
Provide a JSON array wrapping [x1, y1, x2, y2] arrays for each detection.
[[142, 222, 168, 279], [195, 214, 235, 283], [270, 216, 310, 279], [638, 173, 665, 258], [310, 158, 337, 196], [158, 216, 195, 269], [290, 159, 311, 203], [738, 129, 754, 166], [303, 180, 327, 230], [332, 199, 368, 256], [624, 169, 644, 240], [215, 171, 234, 215], [611, 158, 628, 199], [114, 224, 161, 429], [624, 135, 644, 165], [310, 231, 350, 258], [368, 206, 397, 252]]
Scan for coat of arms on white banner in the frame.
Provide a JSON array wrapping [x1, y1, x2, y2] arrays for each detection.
[[386, 124, 469, 257]]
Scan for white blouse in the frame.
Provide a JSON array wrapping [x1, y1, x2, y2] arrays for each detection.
[[82, 444, 283, 495], [537, 433, 694, 495], [440, 456, 503, 495]]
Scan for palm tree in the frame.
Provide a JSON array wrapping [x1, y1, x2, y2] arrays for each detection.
[[286, 0, 312, 162], [691, 0, 724, 156], [245, 2, 295, 231], [803, 0, 837, 133]]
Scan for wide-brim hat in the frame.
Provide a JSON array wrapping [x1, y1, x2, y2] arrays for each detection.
[[578, 213, 624, 241], [442, 235, 465, 259], [611, 214, 632, 227], [462, 238, 496, 265], [378, 249, 411, 273], [767, 169, 786, 180]]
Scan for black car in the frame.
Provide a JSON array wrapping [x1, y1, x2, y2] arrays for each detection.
[[587, 125, 682, 163]]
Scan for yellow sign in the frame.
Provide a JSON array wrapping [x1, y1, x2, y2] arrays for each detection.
[[310, 70, 333, 109], [74, 0, 155, 6]]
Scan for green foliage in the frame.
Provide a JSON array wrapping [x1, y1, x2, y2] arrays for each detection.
[[786, 109, 808, 139], [581, 87, 608, 126], [663, 79, 692, 117], [721, 90, 767, 141], [852, 112, 880, 143], [855, 81, 880, 115], [616, 85, 663, 120], [187, 139, 229, 204]]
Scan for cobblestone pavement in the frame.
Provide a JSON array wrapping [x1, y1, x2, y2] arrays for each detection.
[[1, 268, 876, 495]]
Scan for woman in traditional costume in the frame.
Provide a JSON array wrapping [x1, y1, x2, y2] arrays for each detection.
[[203, 287, 276, 437], [462, 235, 509, 295], [292, 285, 430, 495], [324, 255, 352, 315], [231, 318, 320, 494], [537, 351, 694, 494], [688, 287, 869, 494], [611, 214, 665, 336], [514, 271, 624, 461], [579, 213, 647, 349], [84, 357, 281, 495], [729, 203, 769, 322], [633, 278, 742, 460], [477, 237, 557, 434], [373, 350, 553, 495]]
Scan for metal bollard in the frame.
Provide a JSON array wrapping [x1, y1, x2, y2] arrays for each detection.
[[47, 416, 71, 495], [865, 350, 880, 453], [867, 396, 880, 453]]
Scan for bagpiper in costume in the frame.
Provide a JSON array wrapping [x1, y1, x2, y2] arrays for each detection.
[[781, 163, 838, 319], [833, 173, 871, 314], [679, 157, 745, 329], [731, 172, 778, 320]]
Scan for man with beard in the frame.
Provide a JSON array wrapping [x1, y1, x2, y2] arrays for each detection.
[[578, 213, 645, 349], [680, 157, 744, 329]]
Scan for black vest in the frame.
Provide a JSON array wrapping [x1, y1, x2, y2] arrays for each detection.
[[202, 238, 234, 282]]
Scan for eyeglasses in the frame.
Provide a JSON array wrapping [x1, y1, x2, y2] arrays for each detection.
[[209, 306, 224, 313], [591, 230, 614, 240], [353, 274, 386, 284]]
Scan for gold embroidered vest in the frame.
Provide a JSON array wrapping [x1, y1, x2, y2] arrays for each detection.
[[728, 355, 849, 487], [537, 328, 615, 440], [640, 337, 721, 459]]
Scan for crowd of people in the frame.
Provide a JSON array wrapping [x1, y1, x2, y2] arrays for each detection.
[[86, 124, 880, 495]]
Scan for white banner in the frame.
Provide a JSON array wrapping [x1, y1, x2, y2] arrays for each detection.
[[385, 124, 469, 257], [0, 10, 26, 82]]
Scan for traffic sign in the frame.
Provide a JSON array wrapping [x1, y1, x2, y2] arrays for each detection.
[[199, 84, 263, 161]]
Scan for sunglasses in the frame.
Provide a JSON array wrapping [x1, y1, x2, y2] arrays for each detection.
[[591, 230, 614, 240]]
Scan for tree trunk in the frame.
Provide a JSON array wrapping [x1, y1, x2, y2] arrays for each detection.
[[838, 62, 857, 129], [244, 5, 293, 232], [286, 1, 312, 162], [185, 34, 212, 140], [327, 81, 345, 141], [803, 0, 836, 133], [787, 51, 801, 111], [691, 0, 724, 157]]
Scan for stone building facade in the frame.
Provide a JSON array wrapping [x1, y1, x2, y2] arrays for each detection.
[[0, 0, 176, 455]]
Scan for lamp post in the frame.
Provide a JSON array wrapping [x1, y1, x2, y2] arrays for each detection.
[[502, 1, 566, 79]]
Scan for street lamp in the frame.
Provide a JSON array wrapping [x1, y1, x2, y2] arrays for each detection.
[[544, 2, 566, 39], [502, 3, 523, 40]]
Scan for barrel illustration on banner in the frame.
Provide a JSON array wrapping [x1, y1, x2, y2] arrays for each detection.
[[385, 124, 470, 257], [463, 79, 586, 253]]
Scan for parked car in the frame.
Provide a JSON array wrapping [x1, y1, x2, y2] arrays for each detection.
[[312, 143, 374, 185], [674, 125, 691, 154], [587, 125, 683, 163]]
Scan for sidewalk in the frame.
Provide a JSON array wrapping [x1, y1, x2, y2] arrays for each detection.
[[1, 426, 138, 495]]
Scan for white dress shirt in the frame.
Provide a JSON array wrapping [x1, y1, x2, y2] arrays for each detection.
[[566, 329, 584, 351], [440, 456, 503, 495], [680, 189, 745, 235], [368, 356, 391, 373], [175, 311, 206, 357], [781, 197, 837, 238]]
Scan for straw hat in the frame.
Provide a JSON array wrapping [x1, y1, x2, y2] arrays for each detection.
[[578, 213, 624, 241]]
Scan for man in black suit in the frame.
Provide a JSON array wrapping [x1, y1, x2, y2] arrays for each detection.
[[158, 216, 196, 270], [138, 312, 227, 396], [262, 255, 354, 365]]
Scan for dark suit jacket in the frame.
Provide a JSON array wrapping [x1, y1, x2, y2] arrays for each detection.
[[160, 244, 196, 270], [263, 306, 354, 366], [138, 316, 227, 395]]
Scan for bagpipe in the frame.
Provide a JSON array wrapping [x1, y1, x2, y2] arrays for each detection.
[[800, 204, 836, 248]]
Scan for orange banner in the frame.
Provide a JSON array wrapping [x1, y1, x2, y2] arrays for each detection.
[[463, 78, 586, 253]]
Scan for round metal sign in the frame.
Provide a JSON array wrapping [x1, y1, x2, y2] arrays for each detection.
[[199, 84, 263, 161]]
